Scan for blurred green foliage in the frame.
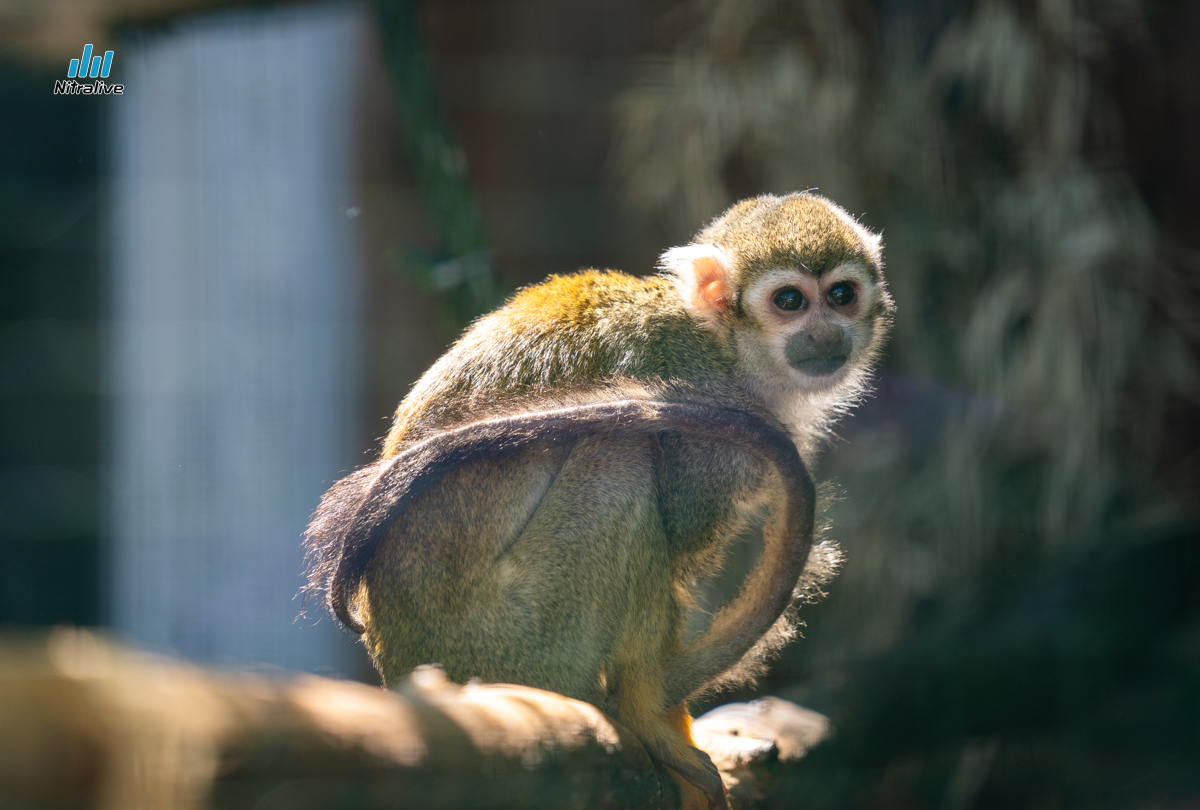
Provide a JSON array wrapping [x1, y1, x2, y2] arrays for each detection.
[[613, 0, 1199, 805], [371, 0, 506, 328], [614, 0, 1194, 661]]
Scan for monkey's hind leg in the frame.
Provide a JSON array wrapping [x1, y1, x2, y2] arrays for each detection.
[[659, 704, 729, 810], [504, 434, 728, 809], [608, 667, 727, 810]]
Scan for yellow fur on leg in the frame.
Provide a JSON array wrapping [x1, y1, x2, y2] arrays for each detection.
[[612, 667, 725, 808], [671, 769, 712, 810], [664, 703, 722, 810]]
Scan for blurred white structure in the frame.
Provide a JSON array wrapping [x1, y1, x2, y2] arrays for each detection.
[[109, 2, 366, 672]]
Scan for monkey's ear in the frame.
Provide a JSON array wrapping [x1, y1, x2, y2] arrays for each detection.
[[658, 244, 736, 330]]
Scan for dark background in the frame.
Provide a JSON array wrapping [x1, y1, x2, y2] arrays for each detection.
[[2, 0, 1198, 807]]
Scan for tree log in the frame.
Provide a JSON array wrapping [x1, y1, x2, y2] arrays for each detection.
[[0, 630, 829, 809]]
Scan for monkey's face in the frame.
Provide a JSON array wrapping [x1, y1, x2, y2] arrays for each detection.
[[738, 261, 886, 394], [659, 192, 893, 405]]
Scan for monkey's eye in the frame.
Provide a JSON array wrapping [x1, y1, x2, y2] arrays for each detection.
[[773, 287, 806, 311], [827, 283, 856, 307]]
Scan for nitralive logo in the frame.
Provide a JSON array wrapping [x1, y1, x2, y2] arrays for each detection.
[[54, 44, 123, 95]]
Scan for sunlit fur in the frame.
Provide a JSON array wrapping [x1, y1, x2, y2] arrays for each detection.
[[309, 191, 890, 810], [659, 243, 737, 330], [734, 261, 890, 459], [664, 192, 894, 464]]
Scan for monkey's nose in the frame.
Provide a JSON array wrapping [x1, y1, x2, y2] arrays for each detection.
[[783, 330, 849, 376]]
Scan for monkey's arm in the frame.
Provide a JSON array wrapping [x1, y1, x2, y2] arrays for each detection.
[[304, 398, 815, 693]]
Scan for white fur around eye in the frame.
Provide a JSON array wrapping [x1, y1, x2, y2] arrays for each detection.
[[743, 269, 811, 318], [821, 264, 877, 308], [658, 244, 736, 330]]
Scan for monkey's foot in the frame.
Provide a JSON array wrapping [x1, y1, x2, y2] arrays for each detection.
[[651, 744, 729, 810], [676, 772, 729, 810]]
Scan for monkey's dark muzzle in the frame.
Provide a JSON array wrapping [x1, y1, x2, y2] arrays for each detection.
[[784, 328, 850, 377], [791, 355, 848, 376]]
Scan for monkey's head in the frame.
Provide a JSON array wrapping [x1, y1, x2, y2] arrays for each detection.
[[660, 192, 894, 404]]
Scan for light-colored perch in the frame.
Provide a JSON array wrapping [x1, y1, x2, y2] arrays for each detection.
[[0, 630, 830, 809], [693, 697, 833, 803]]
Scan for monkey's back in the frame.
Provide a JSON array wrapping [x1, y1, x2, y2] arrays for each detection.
[[383, 270, 739, 455], [360, 272, 778, 694], [312, 192, 884, 810], [361, 431, 684, 702]]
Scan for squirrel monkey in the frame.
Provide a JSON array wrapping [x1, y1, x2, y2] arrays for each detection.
[[306, 192, 893, 809]]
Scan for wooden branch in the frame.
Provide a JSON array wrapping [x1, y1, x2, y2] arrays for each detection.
[[693, 697, 833, 803], [0, 630, 830, 809]]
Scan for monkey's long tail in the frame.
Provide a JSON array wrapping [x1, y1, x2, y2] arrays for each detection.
[[304, 399, 814, 700]]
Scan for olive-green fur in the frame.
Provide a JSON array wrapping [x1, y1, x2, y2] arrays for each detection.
[[697, 191, 883, 287], [365, 435, 673, 700], [384, 271, 739, 454], [362, 184, 883, 710], [384, 193, 885, 458], [365, 405, 780, 691], [336, 191, 888, 810]]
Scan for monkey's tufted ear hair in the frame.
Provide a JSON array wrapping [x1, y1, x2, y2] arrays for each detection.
[[658, 244, 736, 330]]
